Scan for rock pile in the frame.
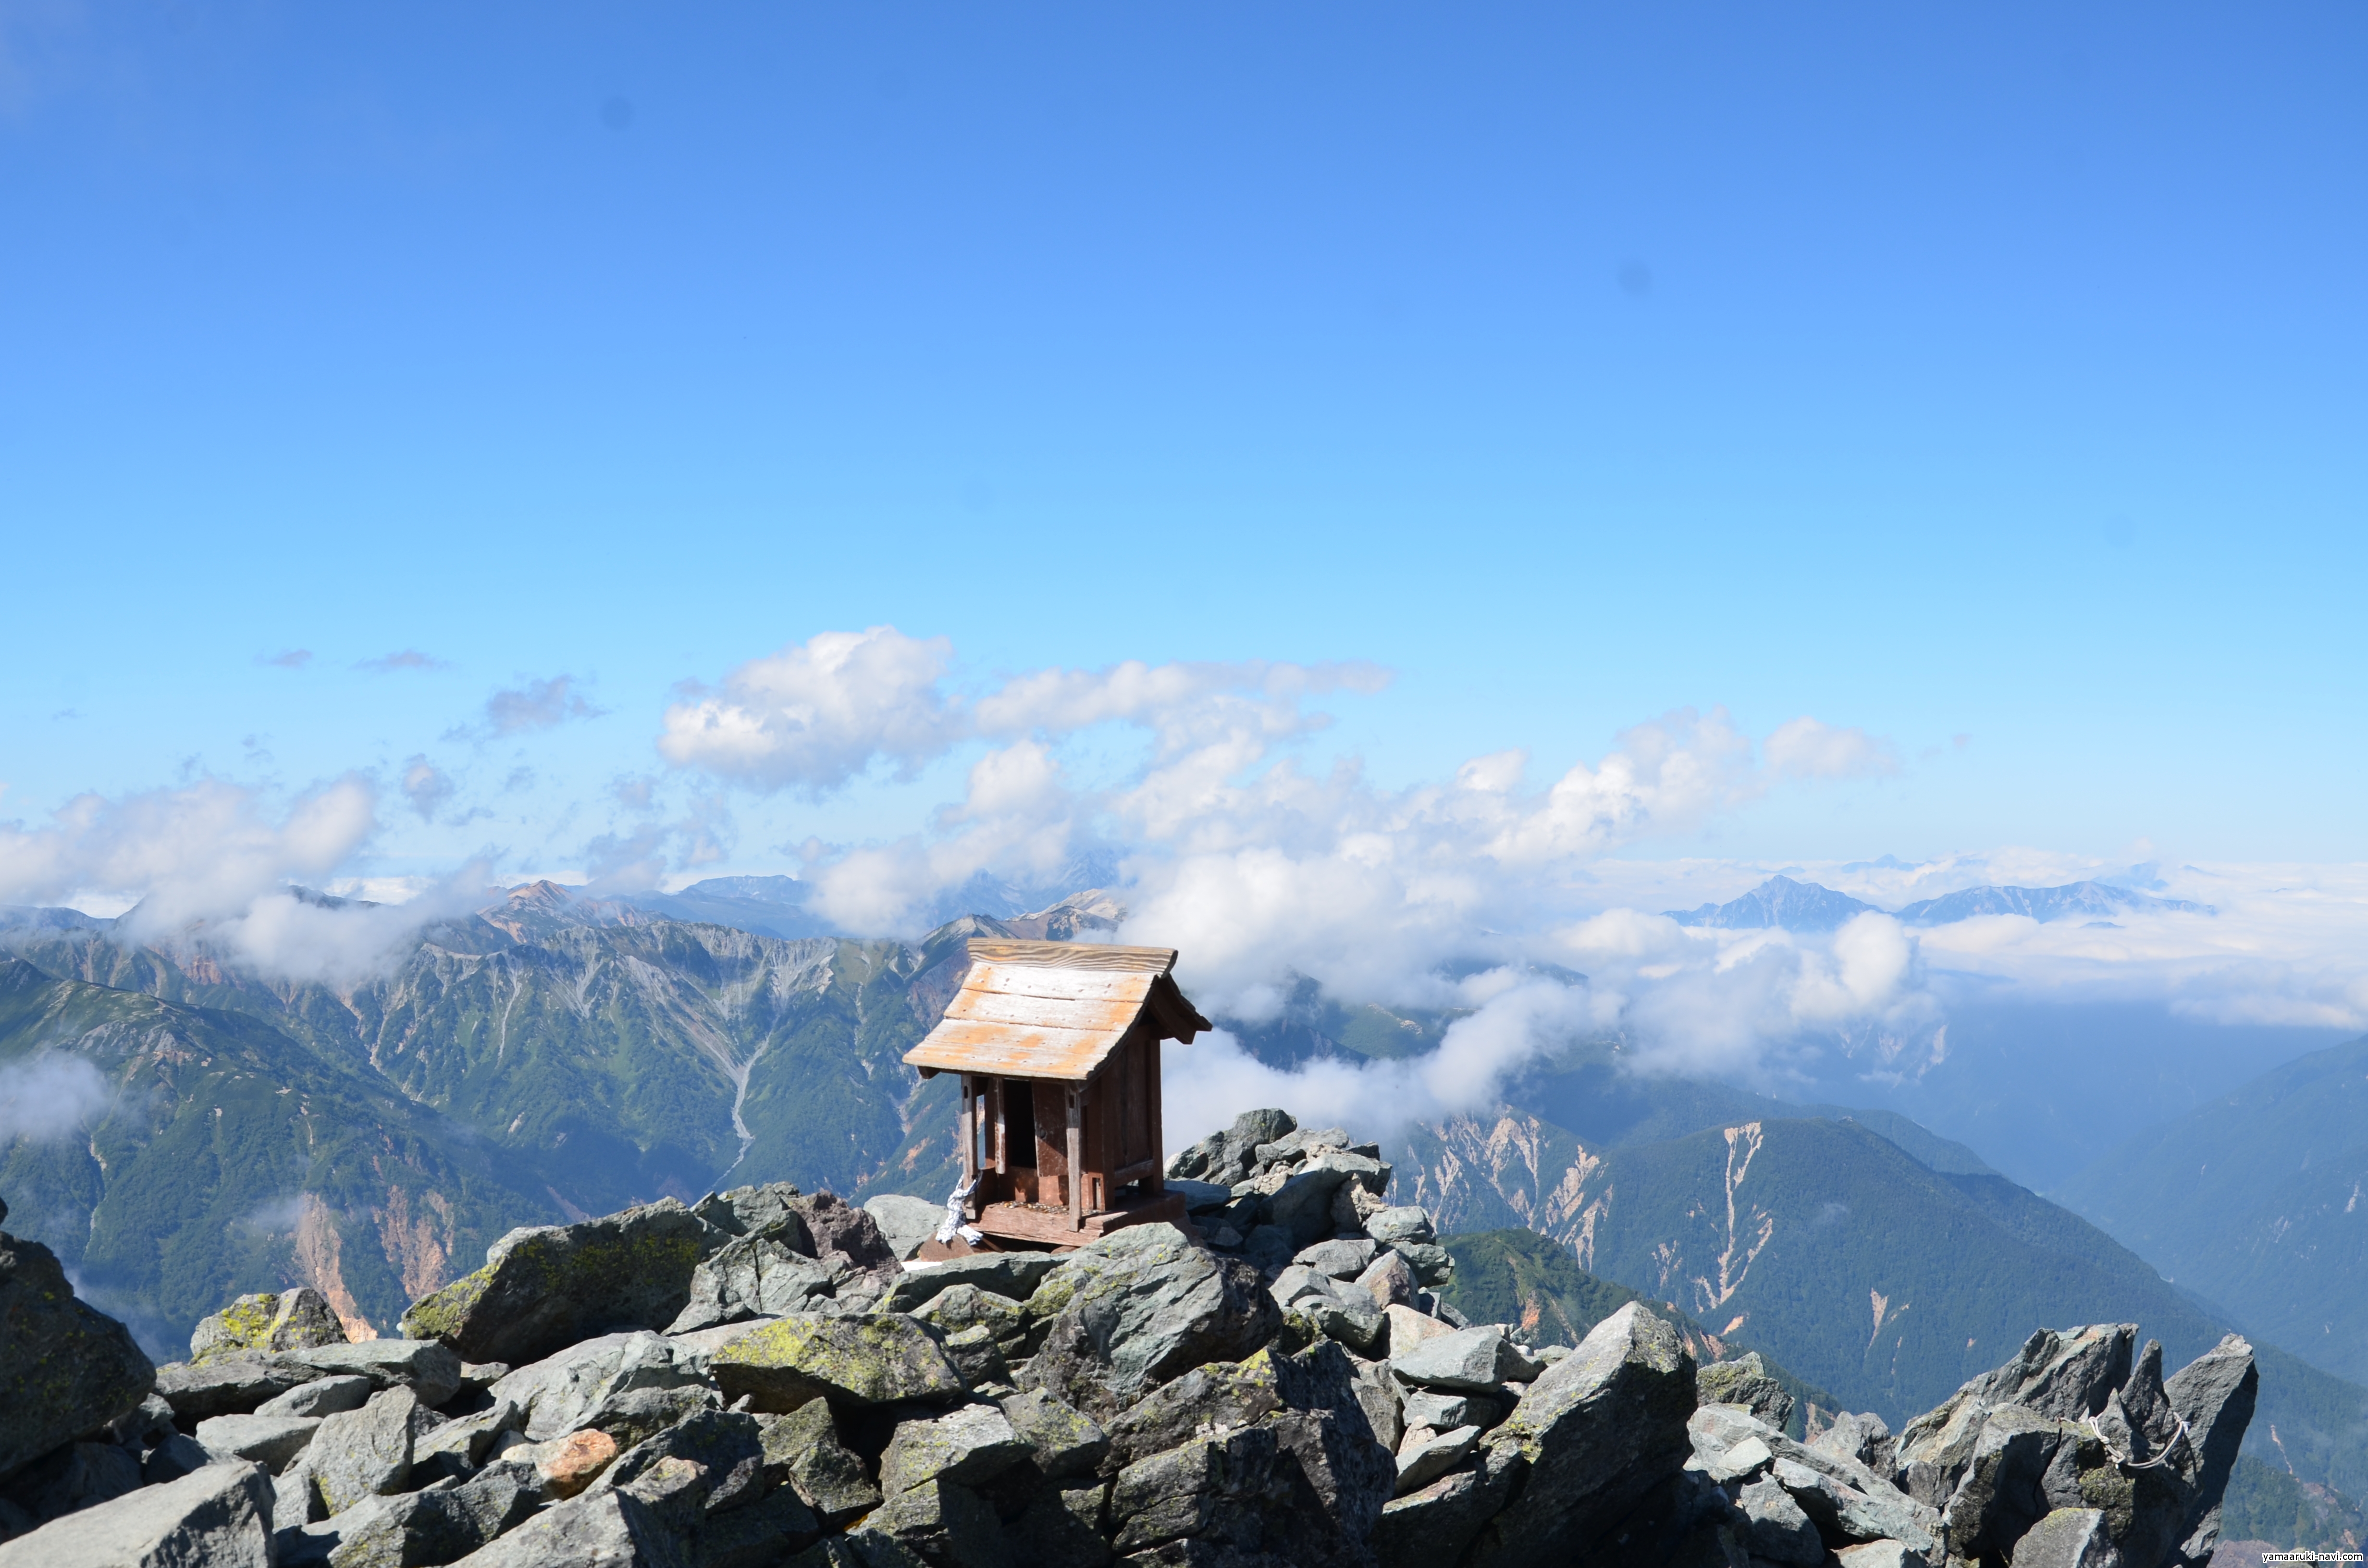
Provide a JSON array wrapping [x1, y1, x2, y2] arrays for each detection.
[[0, 1112, 2255, 1568]]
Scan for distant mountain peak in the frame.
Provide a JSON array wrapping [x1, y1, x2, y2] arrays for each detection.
[[1665, 876, 1881, 932], [1893, 880, 2208, 926]]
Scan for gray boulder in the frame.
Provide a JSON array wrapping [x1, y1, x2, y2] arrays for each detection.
[[2163, 1332, 2258, 1564], [666, 1235, 841, 1333], [1365, 1208, 1436, 1247], [709, 1313, 964, 1412], [693, 1182, 812, 1252], [320, 1458, 543, 1567], [1389, 1325, 1541, 1394], [913, 1286, 1030, 1363], [1019, 1224, 1279, 1419], [1102, 1360, 1283, 1471], [1397, 1424, 1482, 1494], [1454, 1302, 1697, 1567], [862, 1196, 944, 1262], [154, 1358, 320, 1423], [491, 1331, 711, 1441], [0, 1229, 155, 1480], [445, 1485, 685, 1567], [192, 1412, 321, 1472], [306, 1387, 426, 1517], [865, 1475, 1010, 1568], [1737, 1473, 1825, 1564], [878, 1404, 1029, 1494], [1109, 1426, 1281, 1554], [0, 1439, 143, 1527], [882, 1253, 1062, 1314], [1811, 1409, 1897, 1477], [788, 1193, 898, 1274], [1354, 1249, 1418, 1311], [285, 1340, 464, 1407], [1166, 1108, 1298, 1187], [257, 1376, 375, 1420], [2012, 1507, 2124, 1568], [1295, 1238, 1378, 1279], [399, 1199, 714, 1366], [0, 1459, 273, 1568]]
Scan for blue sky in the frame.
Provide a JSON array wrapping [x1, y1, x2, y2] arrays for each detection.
[[2, 1, 2363, 912]]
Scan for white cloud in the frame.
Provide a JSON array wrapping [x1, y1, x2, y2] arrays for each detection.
[[659, 627, 961, 793], [0, 1054, 114, 1144], [400, 757, 454, 821], [1764, 716, 1898, 780], [482, 675, 604, 737]]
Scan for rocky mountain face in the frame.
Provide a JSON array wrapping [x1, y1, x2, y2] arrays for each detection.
[[1384, 1108, 2368, 1509], [0, 1110, 2257, 1568], [0, 890, 987, 1356], [1663, 874, 2206, 930], [2055, 1033, 2368, 1387]]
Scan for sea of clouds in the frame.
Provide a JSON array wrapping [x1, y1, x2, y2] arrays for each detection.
[[3, 625, 2363, 1144]]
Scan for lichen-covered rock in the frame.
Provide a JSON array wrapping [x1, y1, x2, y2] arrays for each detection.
[[758, 1401, 881, 1528], [879, 1403, 1030, 1495], [0, 1459, 273, 1568], [916, 1286, 1030, 1366], [188, 1288, 348, 1366], [1020, 1225, 1279, 1419], [398, 1200, 713, 1367], [709, 1314, 964, 1411], [0, 1228, 154, 1481], [868, 1475, 1011, 1568], [1695, 1352, 1794, 1433], [999, 1389, 1110, 1480]]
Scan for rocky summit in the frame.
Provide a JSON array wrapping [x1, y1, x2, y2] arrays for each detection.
[[0, 1109, 2255, 1567]]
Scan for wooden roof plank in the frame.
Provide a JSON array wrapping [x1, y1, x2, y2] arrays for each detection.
[[962, 965, 1156, 1004], [943, 990, 1146, 1032]]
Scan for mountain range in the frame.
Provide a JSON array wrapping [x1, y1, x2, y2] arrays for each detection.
[[1665, 872, 2208, 930], [0, 881, 2360, 1544]]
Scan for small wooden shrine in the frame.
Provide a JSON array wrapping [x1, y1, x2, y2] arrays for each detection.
[[903, 938, 1210, 1249]]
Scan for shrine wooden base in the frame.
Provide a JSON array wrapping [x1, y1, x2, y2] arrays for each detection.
[[914, 1188, 1195, 1258]]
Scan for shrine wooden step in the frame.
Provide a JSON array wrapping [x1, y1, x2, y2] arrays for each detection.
[[973, 1190, 1194, 1248]]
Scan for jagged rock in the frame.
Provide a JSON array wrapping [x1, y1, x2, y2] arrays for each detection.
[[321, 1459, 542, 1568], [1389, 1326, 1541, 1395], [1268, 1165, 1358, 1247], [1270, 1267, 1385, 1354], [1771, 1455, 1936, 1554], [1383, 1304, 1454, 1360], [306, 1387, 426, 1516], [1695, 1352, 1794, 1432], [1167, 1109, 1298, 1188], [416, 1398, 525, 1471], [710, 1314, 964, 1411], [666, 1235, 842, 1333], [1737, 1474, 1825, 1564], [593, 1409, 773, 1513], [879, 1403, 1030, 1494], [1108, 1426, 1280, 1554], [1835, 1544, 1925, 1568], [914, 1286, 1029, 1361], [789, 1193, 898, 1274], [1689, 1402, 1939, 1552], [1005, 1480, 1115, 1567], [257, 1375, 376, 1420], [492, 1331, 712, 1441], [693, 1182, 812, 1252], [759, 1401, 881, 1527], [444, 1485, 683, 1567], [1020, 1225, 1279, 1419], [154, 1358, 320, 1422], [1102, 1362, 1283, 1471], [2012, 1507, 2122, 1567], [999, 1389, 1109, 1479], [579, 1385, 722, 1450], [940, 1326, 1008, 1388], [789, 1534, 929, 1568], [1397, 1425, 1481, 1494], [286, 1340, 465, 1407], [1375, 1456, 1522, 1568], [1392, 1243, 1455, 1287], [0, 1459, 273, 1568], [0, 1439, 142, 1526], [863, 1197, 945, 1262], [1898, 1324, 2134, 1504], [1402, 1390, 1496, 1432], [1365, 1208, 1435, 1247], [1810, 1410, 1896, 1477], [145, 1433, 214, 1486], [1354, 1250, 1418, 1311], [2163, 1332, 2257, 1563], [193, 1412, 321, 1471], [1448, 1302, 1696, 1567], [399, 1200, 714, 1367], [1351, 1361, 1405, 1453], [0, 1229, 155, 1481], [883, 1254, 1063, 1315], [683, 1487, 827, 1568]]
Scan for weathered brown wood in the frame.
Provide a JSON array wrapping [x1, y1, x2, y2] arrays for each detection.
[[1146, 1037, 1164, 1196], [1033, 1079, 1067, 1199], [963, 939, 1178, 973], [959, 1074, 976, 1185], [972, 1189, 1190, 1247], [1066, 1086, 1084, 1230], [992, 1077, 1008, 1175], [1108, 1157, 1157, 1188]]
